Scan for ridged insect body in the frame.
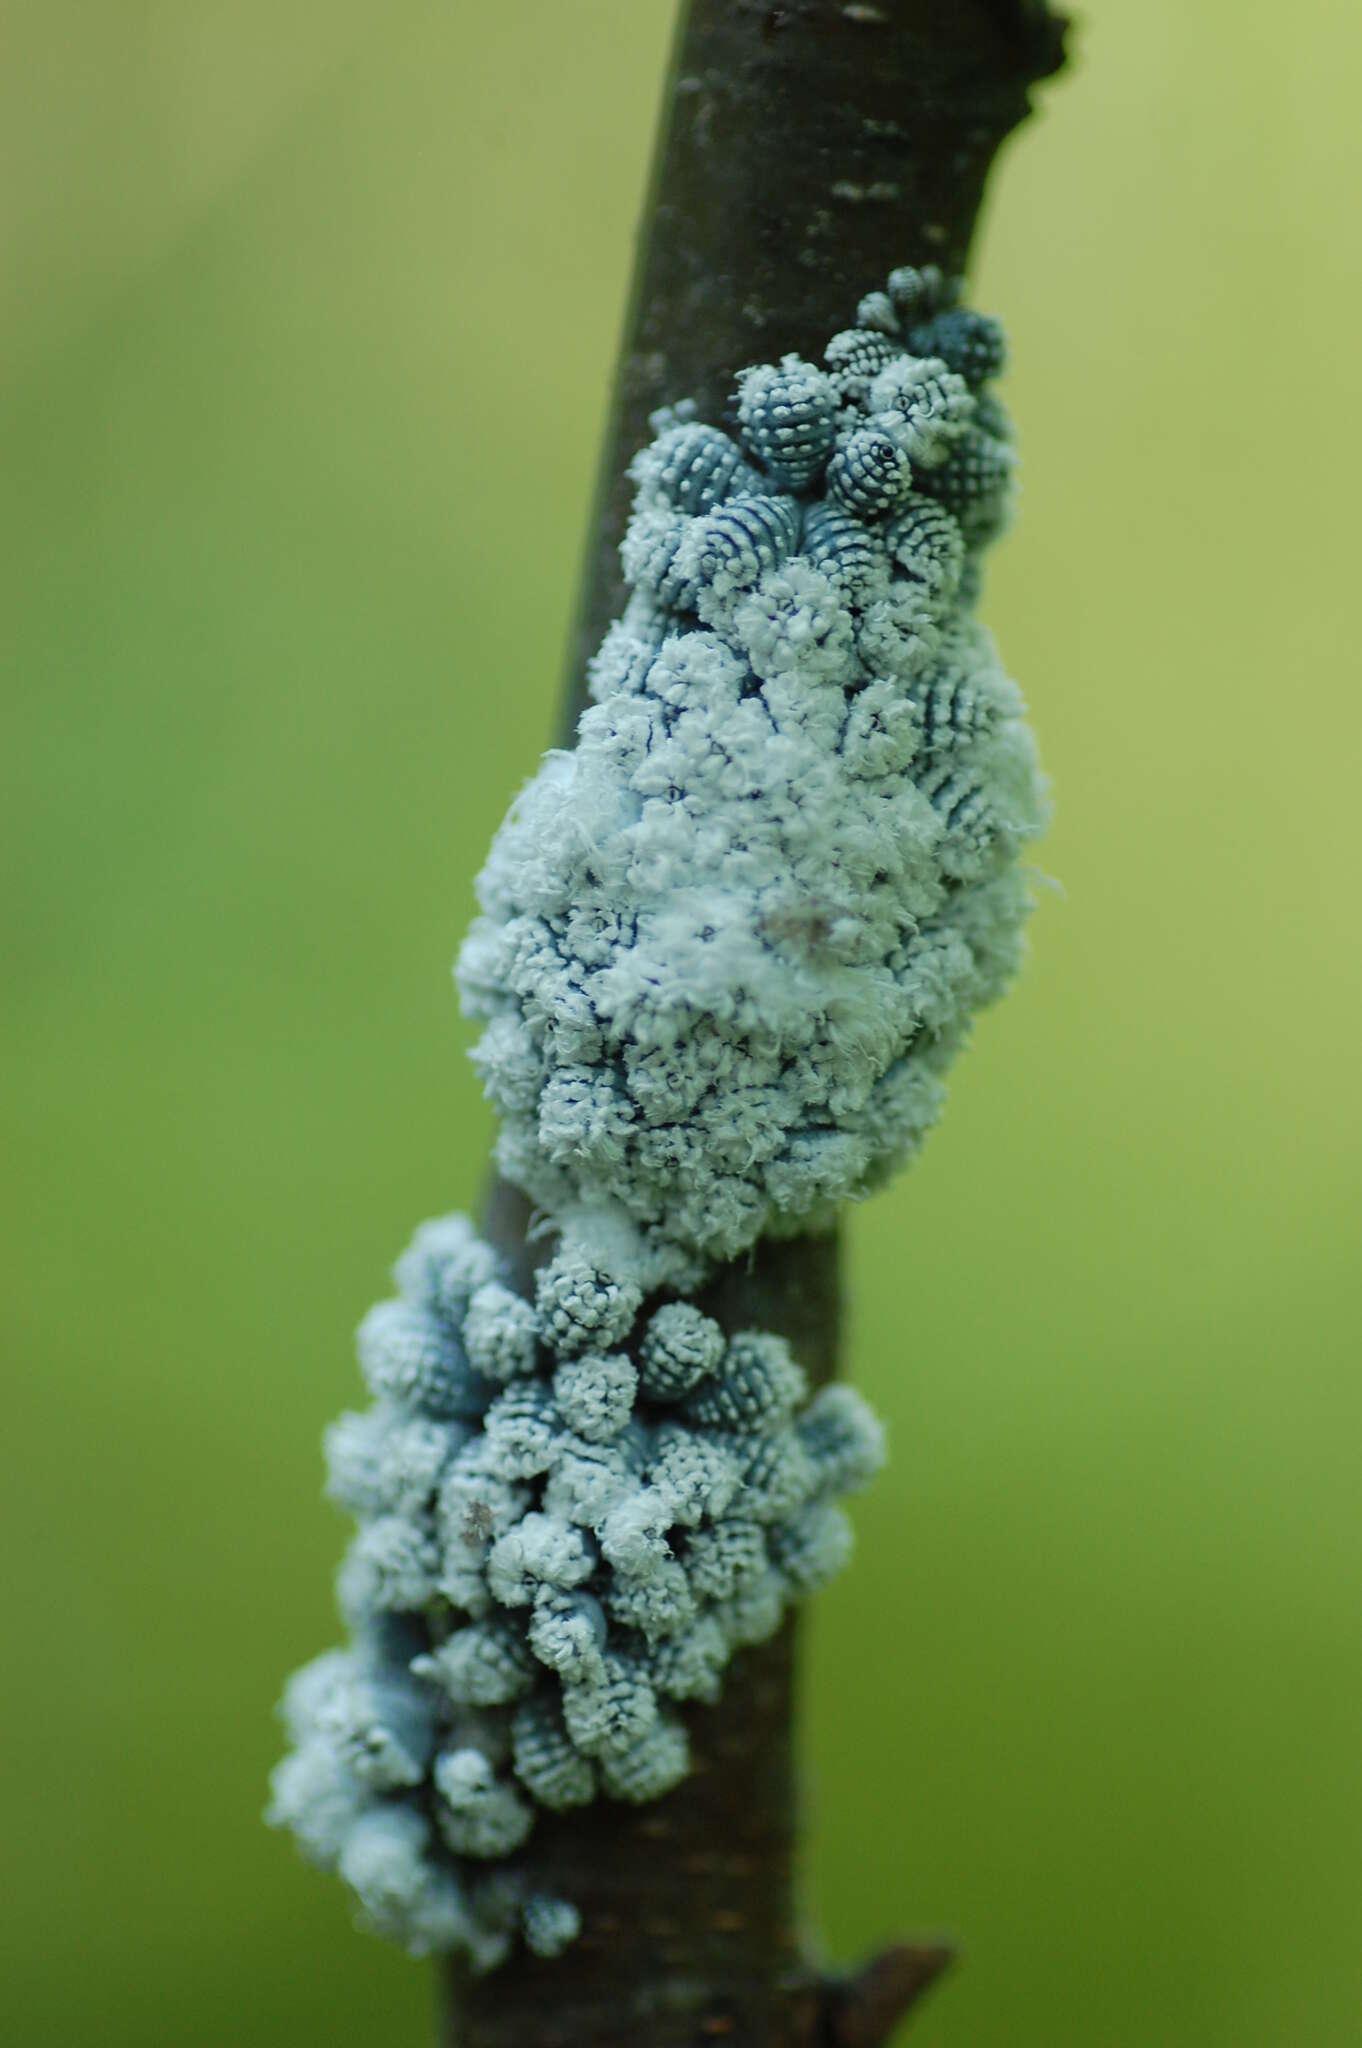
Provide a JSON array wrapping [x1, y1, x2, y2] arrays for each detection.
[[797, 1384, 886, 1496], [552, 1352, 637, 1442], [799, 501, 886, 607], [603, 1557, 696, 1640], [357, 1302, 492, 1422], [908, 666, 1001, 758], [678, 492, 803, 601], [826, 425, 913, 519], [681, 1333, 806, 1432], [855, 289, 899, 334], [854, 582, 942, 681], [823, 326, 905, 404], [527, 1588, 609, 1682], [434, 1749, 534, 1859], [312, 1658, 436, 1791], [908, 309, 1008, 387], [560, 1650, 657, 1758], [838, 677, 923, 781], [918, 427, 1015, 526], [637, 1301, 725, 1400], [510, 1694, 596, 1810], [648, 1425, 740, 1526], [883, 495, 965, 609], [956, 556, 985, 612], [596, 1716, 690, 1802], [482, 1379, 560, 1480], [523, 1895, 581, 1958], [768, 1499, 854, 1591], [535, 1248, 641, 1357], [971, 390, 1012, 444], [867, 356, 975, 470], [463, 1281, 540, 1383], [634, 421, 762, 514], [736, 355, 840, 491], [734, 1428, 818, 1524], [886, 263, 955, 324], [919, 762, 1006, 879], [683, 1518, 768, 1601], [416, 1617, 538, 1708], [620, 509, 691, 610], [644, 1615, 728, 1702], [587, 613, 665, 706]]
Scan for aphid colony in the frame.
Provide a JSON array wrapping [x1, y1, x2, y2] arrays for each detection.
[[271, 268, 1044, 1967]]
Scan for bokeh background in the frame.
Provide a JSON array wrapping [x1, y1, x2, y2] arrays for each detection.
[[5, 2, 1360, 2041]]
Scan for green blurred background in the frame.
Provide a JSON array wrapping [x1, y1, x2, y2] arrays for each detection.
[[5, 2, 1360, 2041]]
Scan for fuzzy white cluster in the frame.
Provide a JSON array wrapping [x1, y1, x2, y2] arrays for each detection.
[[460, 266, 1045, 1288], [269, 1212, 883, 1963], [271, 268, 1043, 1967]]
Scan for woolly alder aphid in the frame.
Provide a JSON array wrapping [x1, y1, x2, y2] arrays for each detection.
[[270, 266, 1045, 1969]]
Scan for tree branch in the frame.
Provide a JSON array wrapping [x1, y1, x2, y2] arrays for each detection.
[[449, 4, 1066, 2041], [821, 1941, 956, 2046]]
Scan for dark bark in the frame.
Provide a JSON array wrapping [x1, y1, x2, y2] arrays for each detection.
[[450, 3, 1066, 2041]]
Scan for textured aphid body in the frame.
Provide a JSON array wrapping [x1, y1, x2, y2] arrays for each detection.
[[908, 309, 1008, 387], [917, 426, 1016, 547], [826, 425, 913, 519], [681, 494, 804, 605], [800, 502, 884, 606], [886, 262, 954, 323], [273, 268, 1044, 1968], [631, 419, 763, 515], [907, 625, 1018, 760], [736, 355, 840, 490], [823, 325, 905, 403], [867, 356, 974, 469], [854, 288, 900, 334]]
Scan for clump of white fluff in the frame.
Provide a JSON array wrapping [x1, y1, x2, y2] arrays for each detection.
[[459, 269, 1044, 1288]]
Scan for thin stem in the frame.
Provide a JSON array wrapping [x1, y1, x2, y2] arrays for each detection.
[[449, 3, 1065, 2041]]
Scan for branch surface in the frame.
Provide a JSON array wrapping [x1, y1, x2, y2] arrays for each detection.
[[452, 4, 1065, 2041]]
